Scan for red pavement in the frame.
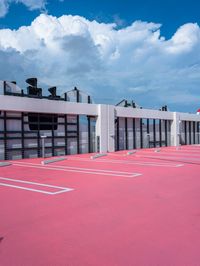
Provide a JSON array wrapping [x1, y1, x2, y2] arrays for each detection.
[[1, 145, 200, 266]]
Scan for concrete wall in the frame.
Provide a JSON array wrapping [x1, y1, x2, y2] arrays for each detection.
[[0, 95, 98, 116]]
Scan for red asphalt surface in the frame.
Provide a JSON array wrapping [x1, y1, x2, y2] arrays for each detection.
[[1, 145, 200, 266]]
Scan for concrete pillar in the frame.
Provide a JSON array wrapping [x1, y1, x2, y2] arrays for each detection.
[[96, 104, 108, 153], [96, 104, 115, 153], [171, 112, 180, 146], [107, 105, 115, 152]]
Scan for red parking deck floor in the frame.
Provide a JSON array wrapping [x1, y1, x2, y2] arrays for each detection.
[[1, 145, 200, 265]]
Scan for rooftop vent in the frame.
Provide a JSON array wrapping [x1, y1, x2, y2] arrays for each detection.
[[26, 78, 42, 97], [48, 86, 60, 99]]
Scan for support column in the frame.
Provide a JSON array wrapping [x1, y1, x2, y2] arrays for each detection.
[[96, 104, 115, 153], [96, 105, 108, 153], [171, 112, 180, 146], [107, 105, 115, 152]]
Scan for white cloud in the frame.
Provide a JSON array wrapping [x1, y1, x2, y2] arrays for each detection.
[[166, 23, 200, 54], [0, 14, 200, 111], [0, 0, 46, 17], [0, 0, 9, 17]]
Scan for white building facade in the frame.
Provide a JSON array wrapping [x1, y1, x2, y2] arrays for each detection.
[[0, 80, 200, 160]]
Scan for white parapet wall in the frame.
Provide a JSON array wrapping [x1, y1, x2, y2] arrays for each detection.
[[0, 95, 98, 116], [115, 106, 173, 120]]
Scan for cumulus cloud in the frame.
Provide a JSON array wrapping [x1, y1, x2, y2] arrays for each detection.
[[0, 0, 46, 17], [0, 14, 200, 111], [0, 0, 8, 17]]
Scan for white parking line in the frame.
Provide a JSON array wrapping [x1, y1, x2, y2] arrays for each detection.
[[138, 149, 200, 156], [14, 161, 139, 175], [67, 157, 184, 167], [0, 177, 73, 195], [168, 150, 200, 155], [13, 163, 141, 178], [136, 154, 200, 162]]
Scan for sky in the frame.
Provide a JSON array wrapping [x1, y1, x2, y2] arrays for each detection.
[[0, 0, 200, 112]]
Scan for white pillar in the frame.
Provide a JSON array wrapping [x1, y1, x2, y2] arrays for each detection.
[[96, 104, 108, 153], [107, 105, 115, 152], [171, 112, 180, 146], [96, 104, 115, 153]]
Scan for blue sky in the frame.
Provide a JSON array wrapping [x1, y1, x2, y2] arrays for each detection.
[[0, 0, 200, 112], [1, 0, 200, 38]]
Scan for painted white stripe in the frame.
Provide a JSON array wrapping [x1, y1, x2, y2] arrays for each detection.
[[107, 153, 126, 157], [172, 152, 200, 155], [157, 148, 200, 152], [0, 177, 73, 195], [14, 161, 139, 175], [139, 150, 200, 156], [191, 145, 200, 147], [67, 157, 183, 167], [0, 182, 58, 194], [136, 154, 200, 162], [12, 163, 141, 178]]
